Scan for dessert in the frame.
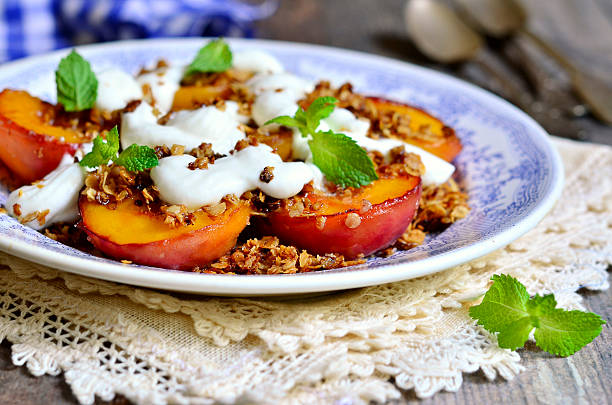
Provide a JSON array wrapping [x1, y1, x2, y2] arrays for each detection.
[[1, 39, 469, 273]]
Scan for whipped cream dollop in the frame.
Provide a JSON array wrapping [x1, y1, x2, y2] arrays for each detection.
[[248, 72, 315, 126], [150, 144, 314, 209], [121, 101, 246, 154], [232, 50, 284, 74], [95, 68, 143, 111], [6, 154, 86, 230]]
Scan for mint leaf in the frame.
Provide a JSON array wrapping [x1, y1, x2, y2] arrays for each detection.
[[534, 306, 605, 357], [267, 107, 310, 137], [265, 97, 338, 137], [469, 274, 530, 332], [265, 115, 303, 129], [469, 274, 606, 356], [305, 96, 337, 132], [55, 50, 97, 111], [309, 130, 378, 188], [184, 39, 232, 77], [115, 144, 159, 172], [496, 316, 534, 351], [79, 126, 158, 172], [265, 97, 378, 188], [80, 126, 120, 168]]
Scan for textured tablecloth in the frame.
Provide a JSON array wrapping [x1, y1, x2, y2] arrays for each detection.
[[0, 137, 610, 405]]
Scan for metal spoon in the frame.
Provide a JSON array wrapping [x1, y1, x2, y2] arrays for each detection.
[[404, 0, 522, 99], [454, 0, 612, 125], [404, 0, 583, 139]]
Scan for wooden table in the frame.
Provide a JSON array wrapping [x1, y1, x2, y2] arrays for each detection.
[[1, 0, 610, 403]]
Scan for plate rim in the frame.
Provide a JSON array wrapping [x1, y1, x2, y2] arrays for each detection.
[[0, 37, 564, 296]]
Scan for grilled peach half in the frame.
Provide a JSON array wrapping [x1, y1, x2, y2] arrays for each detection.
[[256, 175, 421, 259], [80, 196, 252, 270], [0, 90, 87, 185], [368, 97, 462, 162]]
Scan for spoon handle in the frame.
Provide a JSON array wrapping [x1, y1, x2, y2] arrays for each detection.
[[502, 36, 586, 118], [472, 50, 525, 105], [521, 27, 612, 125], [472, 50, 584, 140], [520, 28, 574, 73]]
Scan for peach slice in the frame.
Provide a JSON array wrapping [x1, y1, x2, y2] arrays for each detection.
[[256, 175, 422, 258], [80, 196, 252, 270], [171, 85, 231, 110], [0, 90, 87, 184], [368, 97, 462, 162]]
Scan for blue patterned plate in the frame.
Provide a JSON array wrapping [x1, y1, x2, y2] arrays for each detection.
[[0, 38, 563, 295]]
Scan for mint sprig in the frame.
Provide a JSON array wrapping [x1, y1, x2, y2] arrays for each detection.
[[184, 39, 232, 77], [265, 97, 378, 188], [115, 144, 159, 172], [55, 50, 98, 111], [79, 126, 120, 168], [80, 126, 158, 172], [469, 274, 605, 356]]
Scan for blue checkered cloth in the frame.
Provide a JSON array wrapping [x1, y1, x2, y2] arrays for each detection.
[[0, 0, 278, 61]]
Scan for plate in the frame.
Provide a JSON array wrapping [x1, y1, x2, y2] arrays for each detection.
[[0, 38, 563, 296]]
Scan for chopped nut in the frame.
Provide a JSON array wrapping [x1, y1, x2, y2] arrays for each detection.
[[19, 213, 35, 223], [164, 205, 182, 215], [288, 200, 305, 217], [36, 209, 50, 226], [188, 157, 211, 170], [170, 144, 185, 155], [142, 83, 155, 106], [315, 216, 327, 230], [259, 166, 274, 183], [190, 143, 215, 159], [204, 202, 227, 216], [234, 139, 250, 152], [141, 188, 154, 203], [154, 145, 171, 159], [12, 203, 21, 216], [360, 199, 372, 214], [85, 187, 97, 201], [299, 251, 310, 267], [345, 212, 361, 229]]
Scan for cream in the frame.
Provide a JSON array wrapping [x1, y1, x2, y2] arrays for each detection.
[[136, 65, 184, 113], [248, 72, 314, 127], [95, 68, 143, 111], [6, 154, 86, 230], [251, 89, 304, 128], [247, 73, 313, 96], [150, 144, 314, 209], [121, 101, 246, 154], [232, 50, 284, 74]]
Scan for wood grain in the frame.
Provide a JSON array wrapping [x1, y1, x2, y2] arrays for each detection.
[[1, 0, 611, 403]]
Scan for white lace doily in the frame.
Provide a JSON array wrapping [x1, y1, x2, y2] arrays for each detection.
[[0, 137, 610, 405]]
